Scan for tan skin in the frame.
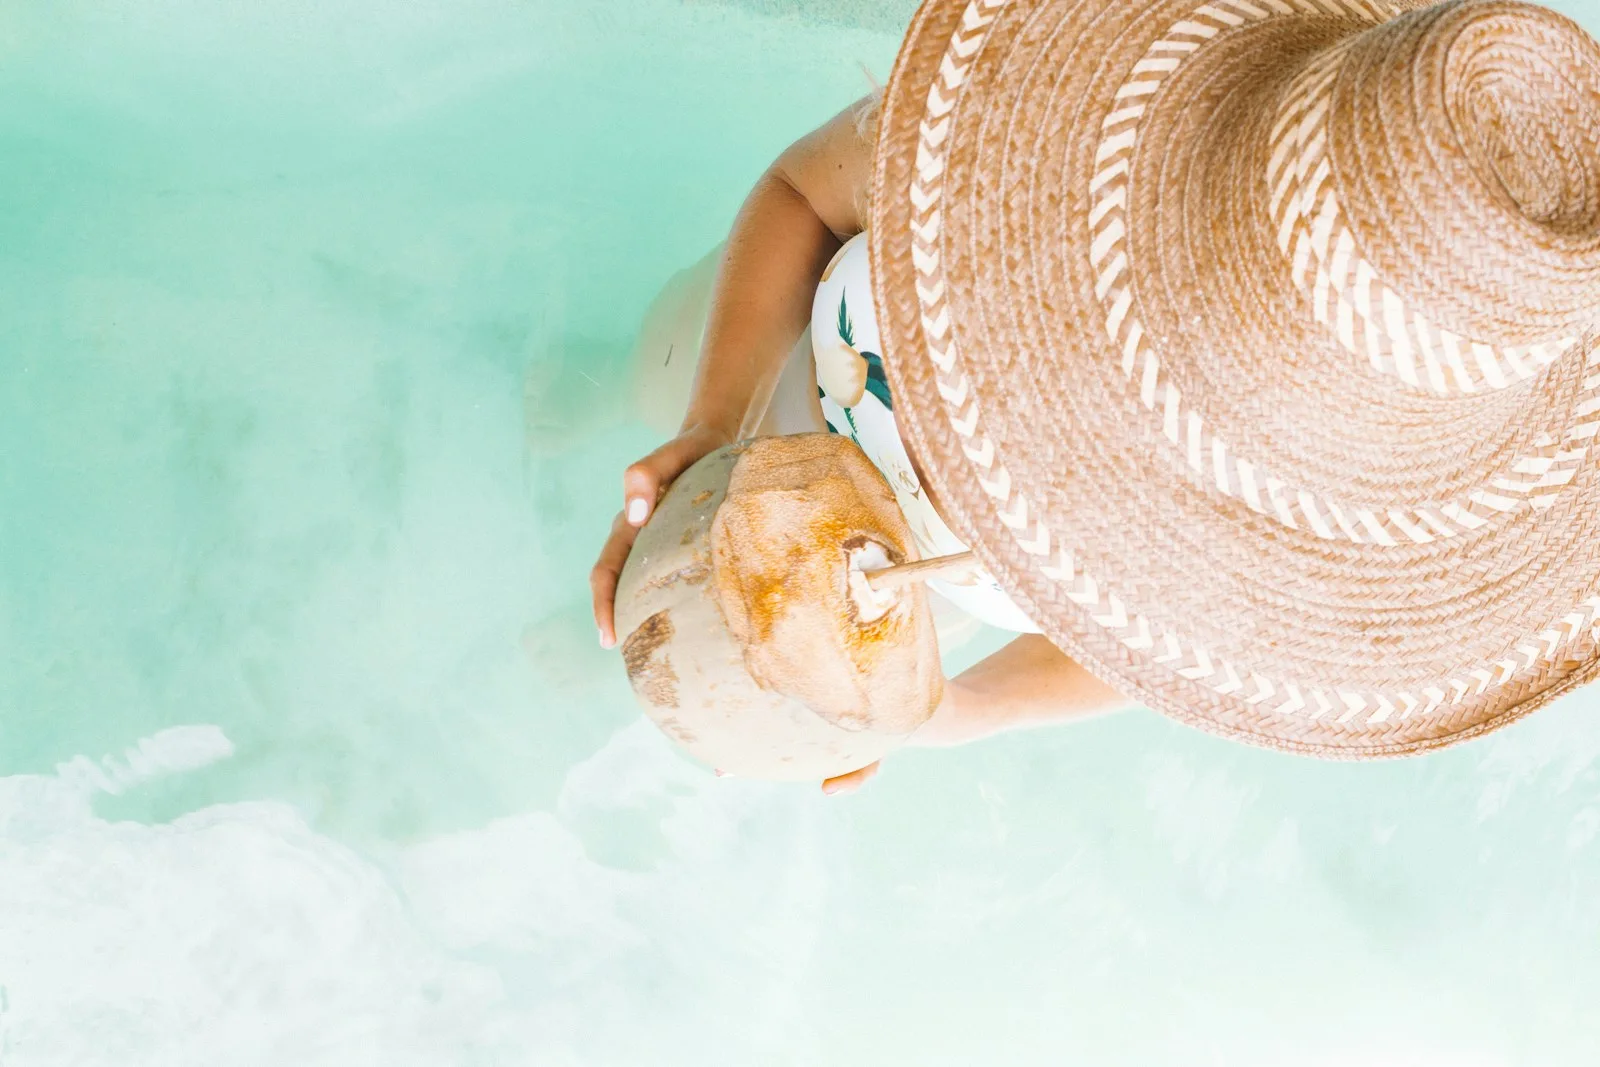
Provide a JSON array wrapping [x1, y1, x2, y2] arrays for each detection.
[[591, 98, 1132, 794]]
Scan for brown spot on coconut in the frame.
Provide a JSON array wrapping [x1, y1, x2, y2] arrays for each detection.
[[658, 716, 698, 744], [621, 610, 678, 709], [612, 433, 943, 782]]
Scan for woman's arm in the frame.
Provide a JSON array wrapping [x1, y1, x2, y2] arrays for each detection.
[[684, 97, 877, 443], [916, 634, 1133, 747], [593, 97, 877, 647], [822, 635, 1133, 793]]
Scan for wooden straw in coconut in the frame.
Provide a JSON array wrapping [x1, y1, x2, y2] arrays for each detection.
[[863, 551, 978, 593]]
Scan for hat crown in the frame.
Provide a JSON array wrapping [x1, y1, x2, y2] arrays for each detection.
[[1279, 1, 1600, 359]]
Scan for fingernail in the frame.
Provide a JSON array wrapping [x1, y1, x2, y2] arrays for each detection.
[[822, 782, 841, 795], [626, 497, 649, 525], [715, 769, 732, 778], [599, 628, 614, 649]]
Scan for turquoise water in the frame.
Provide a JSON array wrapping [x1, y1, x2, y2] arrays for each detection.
[[3, 0, 1600, 1063]]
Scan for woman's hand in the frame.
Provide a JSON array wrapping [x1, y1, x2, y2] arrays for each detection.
[[822, 761, 881, 796], [591, 423, 734, 649]]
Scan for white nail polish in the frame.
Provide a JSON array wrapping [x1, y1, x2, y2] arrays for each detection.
[[627, 498, 649, 524]]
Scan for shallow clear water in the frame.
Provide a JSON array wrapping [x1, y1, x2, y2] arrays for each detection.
[[3, 1, 1600, 1063]]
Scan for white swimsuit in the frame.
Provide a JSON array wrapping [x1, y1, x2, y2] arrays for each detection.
[[811, 232, 1041, 635]]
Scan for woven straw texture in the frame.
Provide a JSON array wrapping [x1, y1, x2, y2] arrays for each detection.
[[869, 0, 1600, 756]]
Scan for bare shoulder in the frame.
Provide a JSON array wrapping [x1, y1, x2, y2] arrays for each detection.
[[771, 93, 880, 241]]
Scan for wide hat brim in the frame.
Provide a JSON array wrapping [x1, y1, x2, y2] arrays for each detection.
[[870, 0, 1600, 756]]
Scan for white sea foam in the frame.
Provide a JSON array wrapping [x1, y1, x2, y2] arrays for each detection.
[[51, 726, 234, 797], [0, 720, 835, 1066]]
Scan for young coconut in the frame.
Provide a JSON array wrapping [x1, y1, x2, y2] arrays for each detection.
[[613, 432, 944, 781]]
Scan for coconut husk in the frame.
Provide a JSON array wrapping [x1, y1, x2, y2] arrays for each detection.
[[613, 432, 943, 781]]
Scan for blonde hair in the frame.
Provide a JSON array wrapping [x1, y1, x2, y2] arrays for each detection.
[[854, 84, 884, 139], [852, 85, 885, 222]]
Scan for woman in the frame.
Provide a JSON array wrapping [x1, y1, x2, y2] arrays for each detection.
[[591, 93, 1129, 794], [596, 0, 1600, 788]]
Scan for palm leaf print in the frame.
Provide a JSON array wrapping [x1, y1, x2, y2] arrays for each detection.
[[861, 350, 892, 410]]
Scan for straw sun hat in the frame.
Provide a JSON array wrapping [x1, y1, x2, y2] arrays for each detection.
[[868, 0, 1600, 756]]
